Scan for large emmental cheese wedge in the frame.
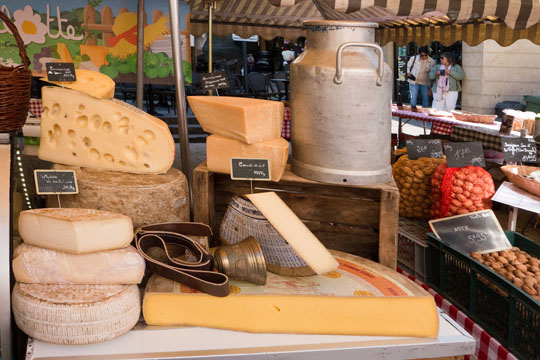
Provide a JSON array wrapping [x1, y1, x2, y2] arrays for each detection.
[[13, 244, 145, 284], [39, 86, 174, 174], [188, 96, 284, 144], [19, 208, 133, 254], [143, 251, 439, 338], [246, 192, 339, 274], [207, 135, 289, 182], [41, 69, 115, 98]]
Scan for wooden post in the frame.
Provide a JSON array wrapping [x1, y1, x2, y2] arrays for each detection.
[[101, 6, 114, 46], [379, 187, 399, 270], [194, 165, 214, 230], [83, 5, 97, 45]]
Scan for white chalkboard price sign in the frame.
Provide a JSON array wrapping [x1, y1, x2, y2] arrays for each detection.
[[34, 170, 79, 195], [230, 158, 271, 181], [201, 71, 229, 90], [443, 142, 486, 168], [429, 210, 512, 254], [501, 137, 537, 164], [45, 62, 76, 82], [406, 139, 444, 160]]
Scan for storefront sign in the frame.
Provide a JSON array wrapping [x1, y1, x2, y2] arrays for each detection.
[[444, 142, 485, 168], [201, 71, 229, 90], [501, 137, 537, 164], [429, 210, 512, 254], [406, 139, 444, 160], [34, 170, 78, 195], [46, 62, 76, 81], [230, 158, 271, 181]]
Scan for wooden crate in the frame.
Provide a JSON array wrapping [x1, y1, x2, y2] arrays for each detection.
[[193, 162, 399, 270]]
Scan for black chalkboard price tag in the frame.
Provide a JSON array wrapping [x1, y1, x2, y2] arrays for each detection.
[[201, 71, 229, 90], [429, 210, 512, 254], [443, 142, 485, 168], [230, 158, 271, 181], [45, 62, 76, 82], [501, 137, 537, 164], [34, 170, 78, 195], [406, 139, 444, 160]]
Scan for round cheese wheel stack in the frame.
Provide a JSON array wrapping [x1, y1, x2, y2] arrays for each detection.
[[12, 283, 140, 345], [48, 164, 189, 228]]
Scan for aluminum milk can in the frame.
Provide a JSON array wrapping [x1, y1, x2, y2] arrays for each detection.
[[290, 20, 392, 185]]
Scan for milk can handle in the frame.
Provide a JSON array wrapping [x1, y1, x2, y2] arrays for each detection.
[[334, 42, 384, 86]]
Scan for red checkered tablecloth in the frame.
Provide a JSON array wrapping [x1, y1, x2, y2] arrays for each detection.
[[28, 98, 43, 118], [282, 106, 291, 139], [397, 268, 518, 360]]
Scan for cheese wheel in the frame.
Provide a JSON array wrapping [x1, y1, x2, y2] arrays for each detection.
[[48, 164, 189, 229], [12, 283, 140, 345]]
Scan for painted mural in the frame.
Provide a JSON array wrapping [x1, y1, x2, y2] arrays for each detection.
[[0, 0, 192, 83]]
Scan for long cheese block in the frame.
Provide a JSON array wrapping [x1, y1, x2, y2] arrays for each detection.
[[41, 69, 115, 98], [39, 86, 174, 174], [13, 243, 145, 284], [19, 208, 133, 254], [143, 251, 439, 338], [187, 96, 284, 144], [207, 135, 289, 182], [245, 192, 338, 274], [48, 164, 189, 228], [12, 283, 140, 345]]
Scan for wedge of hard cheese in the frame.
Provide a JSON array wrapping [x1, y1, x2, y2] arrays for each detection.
[[13, 243, 145, 284], [143, 250, 439, 338], [245, 192, 338, 274], [207, 135, 289, 182], [187, 96, 283, 144], [19, 208, 133, 254], [41, 69, 115, 98], [39, 86, 174, 174]]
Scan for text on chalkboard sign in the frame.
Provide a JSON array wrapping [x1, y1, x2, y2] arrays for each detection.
[[429, 210, 512, 254], [406, 139, 444, 160], [34, 170, 79, 195], [443, 142, 485, 168], [201, 71, 229, 90], [45, 62, 76, 82], [230, 158, 271, 181], [501, 137, 537, 164]]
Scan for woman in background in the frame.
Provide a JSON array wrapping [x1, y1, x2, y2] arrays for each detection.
[[431, 52, 464, 112], [406, 46, 435, 108]]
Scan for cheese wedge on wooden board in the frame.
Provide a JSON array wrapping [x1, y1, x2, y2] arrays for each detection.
[[207, 135, 289, 182], [41, 69, 115, 98], [245, 192, 338, 274], [12, 283, 140, 345], [19, 208, 133, 254], [13, 243, 145, 284], [39, 86, 175, 174], [143, 250, 439, 338], [48, 164, 189, 229], [187, 96, 284, 144]]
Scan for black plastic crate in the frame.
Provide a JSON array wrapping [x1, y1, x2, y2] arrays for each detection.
[[427, 231, 540, 360]]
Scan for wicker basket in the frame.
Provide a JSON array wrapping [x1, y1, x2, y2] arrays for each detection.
[[501, 165, 540, 197], [0, 12, 32, 133], [473, 114, 497, 124]]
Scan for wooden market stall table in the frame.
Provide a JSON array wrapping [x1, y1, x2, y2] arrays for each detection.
[[450, 126, 537, 153], [492, 181, 540, 231], [26, 314, 475, 360]]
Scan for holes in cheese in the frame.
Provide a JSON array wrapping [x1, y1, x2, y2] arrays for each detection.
[[245, 192, 339, 274], [18, 208, 133, 254], [39, 87, 174, 174], [207, 135, 289, 182], [187, 96, 284, 144], [41, 69, 115, 99]]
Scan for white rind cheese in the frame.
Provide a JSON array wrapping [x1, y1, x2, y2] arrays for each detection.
[[19, 208, 133, 254], [39, 86, 175, 174], [12, 283, 140, 345], [13, 243, 145, 284], [245, 192, 339, 274]]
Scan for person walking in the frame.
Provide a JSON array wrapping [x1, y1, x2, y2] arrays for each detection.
[[431, 52, 464, 112], [406, 46, 435, 108]]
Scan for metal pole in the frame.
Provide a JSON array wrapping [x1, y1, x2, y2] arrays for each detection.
[[207, 2, 213, 96], [136, 0, 145, 109], [242, 42, 248, 92], [0, 134, 12, 360], [169, 0, 193, 214]]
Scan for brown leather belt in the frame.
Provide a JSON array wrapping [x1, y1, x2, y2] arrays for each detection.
[[135, 222, 230, 297]]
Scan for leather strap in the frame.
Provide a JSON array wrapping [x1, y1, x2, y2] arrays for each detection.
[[135, 222, 230, 297]]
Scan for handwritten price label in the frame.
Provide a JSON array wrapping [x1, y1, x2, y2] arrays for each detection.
[[444, 142, 485, 167], [230, 158, 271, 181], [34, 170, 78, 195], [501, 137, 537, 164], [406, 139, 444, 160]]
